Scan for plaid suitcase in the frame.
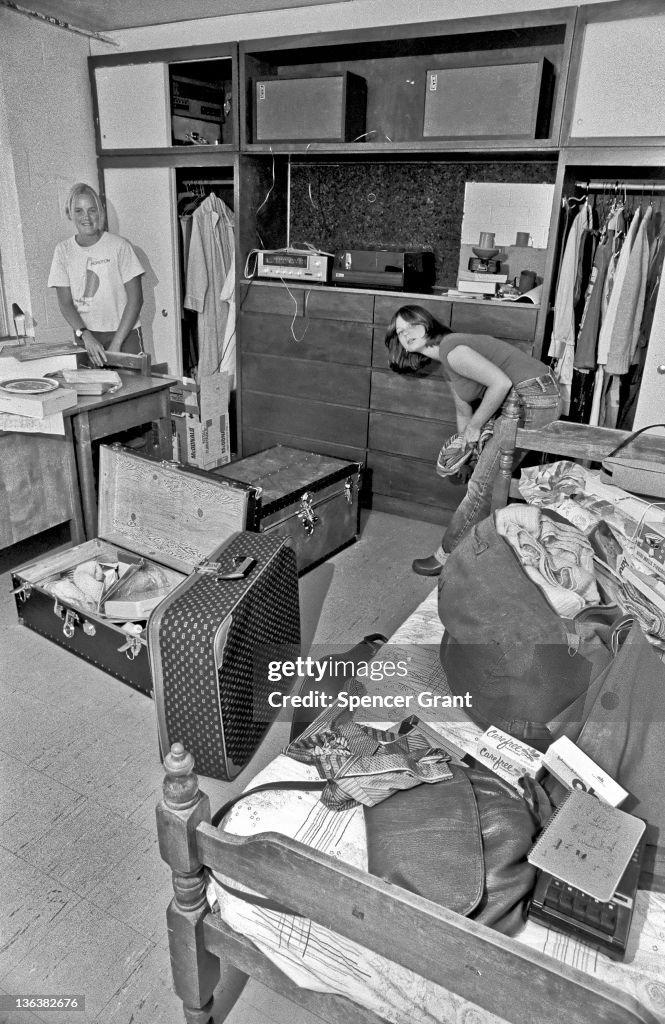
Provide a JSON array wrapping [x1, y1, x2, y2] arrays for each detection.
[[149, 531, 300, 780]]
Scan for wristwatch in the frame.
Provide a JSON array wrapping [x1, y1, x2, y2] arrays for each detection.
[[75, 328, 86, 339]]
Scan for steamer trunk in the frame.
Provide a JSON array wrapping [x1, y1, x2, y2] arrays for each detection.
[[214, 445, 361, 573]]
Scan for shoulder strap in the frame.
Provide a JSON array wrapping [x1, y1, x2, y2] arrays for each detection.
[[605, 423, 665, 459], [211, 778, 326, 827], [210, 778, 327, 917]]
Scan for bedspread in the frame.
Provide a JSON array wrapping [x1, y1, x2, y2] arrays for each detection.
[[207, 588, 665, 1024]]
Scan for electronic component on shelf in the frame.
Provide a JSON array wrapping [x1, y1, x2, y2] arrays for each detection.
[[248, 248, 331, 283], [331, 249, 435, 291], [527, 832, 646, 961]]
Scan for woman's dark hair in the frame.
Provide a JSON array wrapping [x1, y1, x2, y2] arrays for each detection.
[[384, 304, 451, 374]]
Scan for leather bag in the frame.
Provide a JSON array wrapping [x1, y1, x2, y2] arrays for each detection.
[[212, 763, 546, 937], [600, 423, 665, 498], [365, 763, 546, 935]]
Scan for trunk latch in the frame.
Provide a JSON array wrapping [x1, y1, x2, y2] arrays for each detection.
[[297, 492, 319, 536], [344, 477, 355, 505]]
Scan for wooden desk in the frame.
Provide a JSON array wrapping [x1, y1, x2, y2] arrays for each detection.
[[67, 371, 173, 538], [0, 422, 85, 549]]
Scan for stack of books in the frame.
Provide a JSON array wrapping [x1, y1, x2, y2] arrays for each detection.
[[455, 270, 508, 297]]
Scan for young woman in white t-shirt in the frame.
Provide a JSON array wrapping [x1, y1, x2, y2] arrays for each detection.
[[48, 183, 145, 367]]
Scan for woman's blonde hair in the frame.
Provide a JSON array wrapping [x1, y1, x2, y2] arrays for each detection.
[[65, 182, 106, 230]]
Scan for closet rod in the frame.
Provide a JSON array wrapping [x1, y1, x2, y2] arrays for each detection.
[[182, 178, 234, 186], [575, 180, 665, 193]]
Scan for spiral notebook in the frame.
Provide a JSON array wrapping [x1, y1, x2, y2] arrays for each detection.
[[528, 790, 646, 902]]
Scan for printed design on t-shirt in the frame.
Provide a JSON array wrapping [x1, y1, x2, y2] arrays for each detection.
[[74, 256, 110, 313]]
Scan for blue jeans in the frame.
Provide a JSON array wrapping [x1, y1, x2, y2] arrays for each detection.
[[440, 374, 561, 554]]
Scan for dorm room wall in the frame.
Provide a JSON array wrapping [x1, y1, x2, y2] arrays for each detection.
[[0, 6, 98, 344]]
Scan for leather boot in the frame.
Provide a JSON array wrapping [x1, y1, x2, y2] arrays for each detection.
[[412, 555, 444, 577]]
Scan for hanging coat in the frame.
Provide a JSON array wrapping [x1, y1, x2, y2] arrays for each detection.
[[184, 193, 235, 379]]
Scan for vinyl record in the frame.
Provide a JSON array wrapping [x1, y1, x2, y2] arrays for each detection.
[[0, 377, 60, 394]]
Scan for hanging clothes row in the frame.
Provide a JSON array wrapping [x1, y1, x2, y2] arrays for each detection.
[[549, 183, 665, 430], [177, 182, 236, 384]]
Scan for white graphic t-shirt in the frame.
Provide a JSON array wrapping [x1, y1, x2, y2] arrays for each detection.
[[48, 232, 145, 332]]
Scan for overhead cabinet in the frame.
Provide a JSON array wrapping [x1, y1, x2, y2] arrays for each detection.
[[90, 45, 238, 152], [564, 4, 665, 145]]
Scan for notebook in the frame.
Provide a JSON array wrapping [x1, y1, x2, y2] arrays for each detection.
[[528, 790, 646, 902]]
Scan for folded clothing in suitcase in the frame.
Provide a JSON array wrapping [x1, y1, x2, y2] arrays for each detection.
[[12, 444, 259, 697], [214, 445, 361, 573], [150, 532, 300, 780]]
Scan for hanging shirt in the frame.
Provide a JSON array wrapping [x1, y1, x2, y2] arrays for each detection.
[[637, 229, 665, 354], [597, 208, 640, 365], [574, 230, 613, 370], [549, 201, 593, 361], [184, 193, 235, 379], [549, 202, 593, 414], [606, 205, 651, 376]]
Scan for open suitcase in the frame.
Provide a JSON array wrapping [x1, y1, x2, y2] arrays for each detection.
[[11, 443, 260, 697], [214, 444, 362, 573]]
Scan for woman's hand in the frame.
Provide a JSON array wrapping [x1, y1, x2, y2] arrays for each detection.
[[82, 329, 108, 367], [462, 423, 481, 445]]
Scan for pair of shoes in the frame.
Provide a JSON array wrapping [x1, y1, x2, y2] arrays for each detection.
[[436, 434, 474, 478], [412, 554, 444, 577]]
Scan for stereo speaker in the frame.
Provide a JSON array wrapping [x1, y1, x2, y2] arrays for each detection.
[[254, 72, 366, 143], [423, 58, 554, 140]]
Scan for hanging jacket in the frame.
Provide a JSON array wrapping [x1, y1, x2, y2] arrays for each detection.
[[596, 207, 640, 366], [606, 205, 651, 376], [549, 202, 593, 414]]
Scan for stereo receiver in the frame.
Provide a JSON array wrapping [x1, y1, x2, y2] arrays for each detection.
[[255, 250, 331, 283]]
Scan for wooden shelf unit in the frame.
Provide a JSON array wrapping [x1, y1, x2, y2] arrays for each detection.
[[239, 9, 577, 153]]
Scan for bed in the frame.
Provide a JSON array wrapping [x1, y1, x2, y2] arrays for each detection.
[[156, 404, 665, 1024]]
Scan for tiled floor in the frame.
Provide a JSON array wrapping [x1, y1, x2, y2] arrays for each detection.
[[0, 510, 442, 1024]]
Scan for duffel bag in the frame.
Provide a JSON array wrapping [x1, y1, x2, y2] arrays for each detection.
[[438, 508, 619, 750]]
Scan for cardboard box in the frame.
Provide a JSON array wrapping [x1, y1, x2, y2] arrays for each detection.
[[170, 372, 229, 420], [480, 726, 544, 780], [171, 372, 231, 471], [172, 412, 230, 471], [542, 736, 628, 807]]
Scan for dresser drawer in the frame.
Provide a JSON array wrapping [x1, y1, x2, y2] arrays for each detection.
[[370, 368, 455, 420], [242, 391, 368, 450], [306, 288, 374, 322], [373, 294, 452, 327], [369, 411, 453, 462], [241, 282, 304, 316], [449, 302, 538, 343], [240, 313, 372, 365], [367, 451, 461, 510], [242, 353, 370, 407]]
